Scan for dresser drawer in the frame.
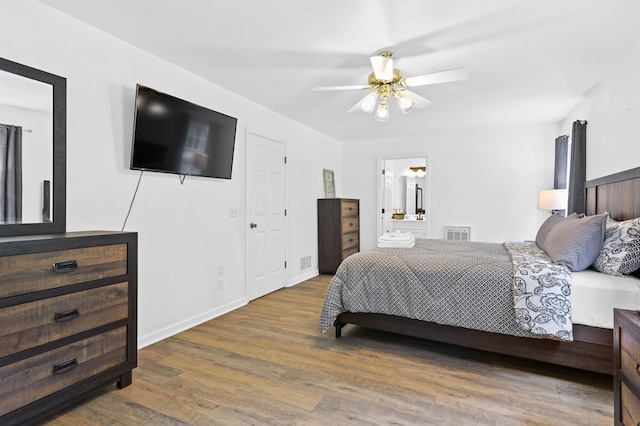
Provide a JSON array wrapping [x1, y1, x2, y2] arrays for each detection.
[[0, 282, 128, 358], [0, 244, 127, 298], [341, 201, 358, 217], [341, 217, 359, 233], [342, 233, 359, 250], [0, 326, 127, 416], [621, 324, 640, 392], [343, 247, 359, 260], [621, 380, 640, 426]]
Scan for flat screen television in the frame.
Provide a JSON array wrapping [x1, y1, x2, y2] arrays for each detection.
[[130, 84, 237, 180]]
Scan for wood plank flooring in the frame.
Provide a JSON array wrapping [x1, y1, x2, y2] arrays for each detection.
[[41, 275, 613, 425]]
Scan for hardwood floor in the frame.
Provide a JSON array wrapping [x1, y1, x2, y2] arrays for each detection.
[[41, 274, 613, 425]]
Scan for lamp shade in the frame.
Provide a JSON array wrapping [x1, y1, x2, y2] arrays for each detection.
[[537, 189, 568, 210]]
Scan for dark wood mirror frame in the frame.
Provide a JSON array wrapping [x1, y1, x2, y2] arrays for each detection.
[[0, 57, 66, 237]]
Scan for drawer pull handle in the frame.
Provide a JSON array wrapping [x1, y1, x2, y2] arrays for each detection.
[[53, 260, 78, 273], [54, 308, 80, 322], [53, 358, 78, 374], [636, 362, 640, 377]]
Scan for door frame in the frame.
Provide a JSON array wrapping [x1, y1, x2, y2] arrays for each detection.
[[376, 154, 431, 240], [245, 128, 288, 301]]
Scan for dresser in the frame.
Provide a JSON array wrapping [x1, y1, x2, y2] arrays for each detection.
[[0, 231, 138, 425], [614, 308, 640, 425], [317, 198, 359, 274]]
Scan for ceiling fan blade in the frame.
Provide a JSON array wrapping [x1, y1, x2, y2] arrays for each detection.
[[370, 54, 394, 81], [404, 68, 469, 87], [310, 84, 370, 91], [405, 90, 432, 109]]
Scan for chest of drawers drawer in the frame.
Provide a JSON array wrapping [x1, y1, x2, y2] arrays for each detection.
[[0, 326, 127, 416], [0, 244, 127, 299], [341, 201, 358, 217], [0, 282, 128, 357]]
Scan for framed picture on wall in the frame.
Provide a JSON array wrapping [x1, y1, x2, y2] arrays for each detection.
[[323, 169, 335, 198]]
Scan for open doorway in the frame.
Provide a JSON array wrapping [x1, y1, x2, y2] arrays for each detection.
[[377, 156, 430, 240]]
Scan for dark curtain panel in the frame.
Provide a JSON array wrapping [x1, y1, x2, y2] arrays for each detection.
[[0, 124, 23, 223], [553, 135, 569, 216], [567, 120, 587, 215]]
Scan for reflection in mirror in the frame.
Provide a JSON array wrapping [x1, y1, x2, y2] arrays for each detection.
[[0, 57, 66, 237], [379, 157, 429, 239], [0, 69, 53, 224]]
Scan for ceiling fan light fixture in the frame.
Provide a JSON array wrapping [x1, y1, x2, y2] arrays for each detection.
[[370, 52, 394, 82], [394, 90, 416, 114], [360, 92, 378, 113], [375, 99, 389, 121]]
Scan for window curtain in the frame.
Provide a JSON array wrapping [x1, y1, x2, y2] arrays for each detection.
[[567, 120, 587, 215], [554, 135, 569, 216], [0, 124, 23, 223]]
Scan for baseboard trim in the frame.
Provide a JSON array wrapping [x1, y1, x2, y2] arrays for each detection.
[[287, 269, 320, 287], [137, 296, 248, 349]]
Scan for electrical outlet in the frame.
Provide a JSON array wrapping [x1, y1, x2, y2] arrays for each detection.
[[218, 265, 224, 276], [218, 279, 224, 290], [230, 207, 238, 217]]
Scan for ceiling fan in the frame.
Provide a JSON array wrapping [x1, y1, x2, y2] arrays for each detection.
[[311, 51, 468, 121]]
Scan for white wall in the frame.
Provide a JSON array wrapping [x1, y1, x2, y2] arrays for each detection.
[[1, 1, 341, 347], [343, 124, 557, 248], [559, 40, 640, 180]]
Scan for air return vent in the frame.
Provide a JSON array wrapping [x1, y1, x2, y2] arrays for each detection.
[[300, 255, 312, 270], [444, 226, 470, 241]]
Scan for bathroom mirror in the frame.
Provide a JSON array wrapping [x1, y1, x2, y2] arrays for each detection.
[[0, 57, 66, 237]]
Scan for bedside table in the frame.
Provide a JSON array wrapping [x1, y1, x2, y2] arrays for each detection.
[[614, 309, 640, 425]]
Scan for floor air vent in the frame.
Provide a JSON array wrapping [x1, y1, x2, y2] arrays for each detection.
[[444, 226, 470, 241]]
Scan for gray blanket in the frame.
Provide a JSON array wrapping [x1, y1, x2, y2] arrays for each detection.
[[320, 239, 573, 341]]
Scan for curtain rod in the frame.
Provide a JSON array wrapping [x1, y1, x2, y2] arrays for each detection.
[[0, 125, 32, 133]]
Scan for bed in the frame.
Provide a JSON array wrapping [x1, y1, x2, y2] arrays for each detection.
[[320, 166, 640, 375]]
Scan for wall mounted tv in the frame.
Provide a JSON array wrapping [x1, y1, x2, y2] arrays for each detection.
[[130, 84, 237, 180]]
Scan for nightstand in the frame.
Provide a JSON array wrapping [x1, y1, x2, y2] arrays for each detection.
[[614, 309, 640, 425]]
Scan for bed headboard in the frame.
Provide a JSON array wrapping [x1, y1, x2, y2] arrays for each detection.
[[585, 166, 640, 221]]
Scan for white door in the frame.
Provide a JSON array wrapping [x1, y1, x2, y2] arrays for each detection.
[[247, 132, 286, 300]]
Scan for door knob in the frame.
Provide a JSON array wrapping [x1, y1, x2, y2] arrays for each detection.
[[250, 223, 257, 229]]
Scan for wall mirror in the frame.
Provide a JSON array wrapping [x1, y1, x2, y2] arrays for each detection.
[[0, 57, 66, 237], [377, 156, 429, 239]]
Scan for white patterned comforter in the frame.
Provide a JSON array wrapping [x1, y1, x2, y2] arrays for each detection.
[[320, 239, 573, 341]]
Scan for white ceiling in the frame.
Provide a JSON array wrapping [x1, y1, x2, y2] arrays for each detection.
[[39, 0, 640, 142]]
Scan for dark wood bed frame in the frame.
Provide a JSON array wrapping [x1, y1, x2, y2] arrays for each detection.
[[335, 166, 640, 375]]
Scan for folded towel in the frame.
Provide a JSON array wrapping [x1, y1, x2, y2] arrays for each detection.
[[378, 230, 414, 242], [377, 240, 415, 248], [377, 231, 415, 248]]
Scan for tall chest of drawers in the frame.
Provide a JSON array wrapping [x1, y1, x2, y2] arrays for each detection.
[[0, 231, 137, 425], [614, 308, 640, 425], [318, 198, 359, 274]]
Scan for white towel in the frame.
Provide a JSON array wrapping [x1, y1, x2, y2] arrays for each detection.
[[378, 230, 414, 242], [377, 240, 415, 248], [377, 231, 415, 248]]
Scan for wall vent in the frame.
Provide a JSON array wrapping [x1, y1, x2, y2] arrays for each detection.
[[300, 255, 312, 270], [444, 226, 471, 241]]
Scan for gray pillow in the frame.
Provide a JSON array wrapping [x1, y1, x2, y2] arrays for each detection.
[[535, 213, 564, 248], [540, 213, 607, 271], [593, 216, 640, 276]]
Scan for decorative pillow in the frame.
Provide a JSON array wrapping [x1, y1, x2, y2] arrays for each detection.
[[535, 213, 564, 248], [593, 216, 640, 276], [539, 213, 607, 272]]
